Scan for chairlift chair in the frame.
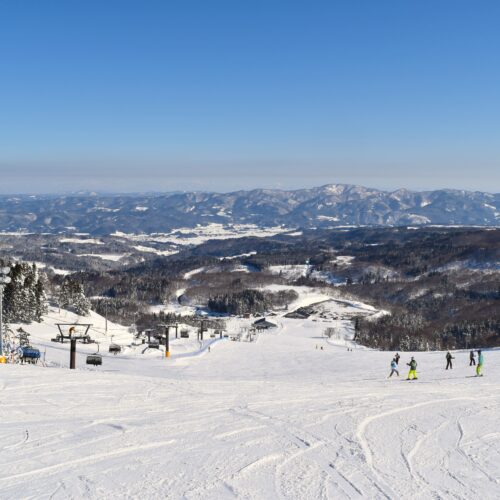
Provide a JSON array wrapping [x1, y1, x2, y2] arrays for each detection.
[[86, 343, 103, 366], [109, 343, 122, 354], [147, 338, 160, 349], [18, 346, 41, 364]]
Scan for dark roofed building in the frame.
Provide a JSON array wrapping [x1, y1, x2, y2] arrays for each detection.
[[253, 318, 277, 330]]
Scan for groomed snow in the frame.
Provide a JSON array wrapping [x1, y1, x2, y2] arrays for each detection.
[[1, 296, 499, 499]]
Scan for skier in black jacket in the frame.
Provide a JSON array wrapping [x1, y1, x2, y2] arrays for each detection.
[[469, 350, 476, 366], [445, 351, 454, 370]]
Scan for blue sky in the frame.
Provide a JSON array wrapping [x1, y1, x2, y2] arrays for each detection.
[[1, 1, 499, 193]]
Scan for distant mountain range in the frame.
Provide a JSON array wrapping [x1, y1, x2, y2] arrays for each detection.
[[0, 184, 499, 235]]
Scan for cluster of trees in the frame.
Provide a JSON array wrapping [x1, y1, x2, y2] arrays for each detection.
[[208, 290, 269, 315], [3, 262, 47, 323], [91, 297, 143, 325], [208, 289, 298, 315], [58, 279, 91, 316], [355, 313, 500, 351]]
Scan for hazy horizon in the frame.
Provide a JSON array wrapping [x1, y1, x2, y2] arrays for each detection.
[[0, 178, 499, 197]]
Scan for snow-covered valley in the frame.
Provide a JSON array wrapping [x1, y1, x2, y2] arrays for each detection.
[[1, 291, 499, 499]]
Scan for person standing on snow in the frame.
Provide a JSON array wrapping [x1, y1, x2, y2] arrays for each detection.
[[395, 353, 400, 365], [445, 351, 454, 370], [388, 358, 399, 378], [469, 350, 476, 366], [476, 350, 484, 377], [406, 357, 418, 380]]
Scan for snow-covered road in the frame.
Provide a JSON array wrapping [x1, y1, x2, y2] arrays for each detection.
[[1, 304, 499, 499]]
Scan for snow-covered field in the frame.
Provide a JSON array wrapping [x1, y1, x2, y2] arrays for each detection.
[[1, 294, 499, 499], [113, 223, 294, 247], [269, 264, 310, 280], [77, 253, 128, 262]]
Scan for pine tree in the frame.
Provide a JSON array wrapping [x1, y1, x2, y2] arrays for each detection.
[[34, 277, 48, 321], [3, 262, 48, 323], [4, 263, 29, 322], [59, 279, 91, 316]]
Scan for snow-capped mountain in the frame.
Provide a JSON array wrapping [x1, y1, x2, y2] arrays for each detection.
[[0, 184, 499, 234]]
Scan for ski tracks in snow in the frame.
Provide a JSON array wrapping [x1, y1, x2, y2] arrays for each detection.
[[354, 394, 500, 499]]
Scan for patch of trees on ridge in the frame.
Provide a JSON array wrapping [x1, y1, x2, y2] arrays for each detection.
[[208, 289, 298, 315]]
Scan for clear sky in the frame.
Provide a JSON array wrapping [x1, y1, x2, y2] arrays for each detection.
[[1, 0, 499, 193]]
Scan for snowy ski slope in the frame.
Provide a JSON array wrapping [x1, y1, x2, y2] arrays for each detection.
[[1, 295, 499, 499]]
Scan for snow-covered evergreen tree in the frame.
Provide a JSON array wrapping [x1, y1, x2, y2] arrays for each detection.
[[34, 275, 48, 321], [3, 262, 48, 323], [59, 279, 91, 316]]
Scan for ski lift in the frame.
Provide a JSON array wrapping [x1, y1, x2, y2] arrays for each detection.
[[18, 346, 41, 364], [86, 343, 102, 366], [53, 323, 94, 343], [147, 338, 160, 349], [109, 343, 121, 354]]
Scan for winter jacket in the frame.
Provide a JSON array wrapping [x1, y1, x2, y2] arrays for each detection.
[[391, 360, 397, 369], [478, 354, 484, 366], [407, 360, 417, 370], [446, 353, 454, 360], [470, 351, 475, 359]]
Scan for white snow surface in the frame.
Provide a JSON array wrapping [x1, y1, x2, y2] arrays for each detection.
[[60, 238, 104, 245], [1, 295, 500, 499], [78, 253, 127, 262]]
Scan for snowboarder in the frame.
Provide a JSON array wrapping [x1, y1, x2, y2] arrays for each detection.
[[476, 350, 484, 377], [395, 353, 400, 365], [445, 351, 454, 370], [406, 357, 418, 380], [388, 358, 399, 378], [469, 350, 476, 366]]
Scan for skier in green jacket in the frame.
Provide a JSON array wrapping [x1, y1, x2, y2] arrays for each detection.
[[407, 357, 418, 380]]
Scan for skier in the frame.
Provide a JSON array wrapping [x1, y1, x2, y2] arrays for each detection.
[[406, 357, 418, 380], [445, 351, 454, 370], [476, 350, 484, 377], [388, 358, 399, 378], [395, 353, 400, 365], [469, 350, 476, 366]]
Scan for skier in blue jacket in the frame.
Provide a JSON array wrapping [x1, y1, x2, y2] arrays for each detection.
[[388, 358, 399, 378]]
